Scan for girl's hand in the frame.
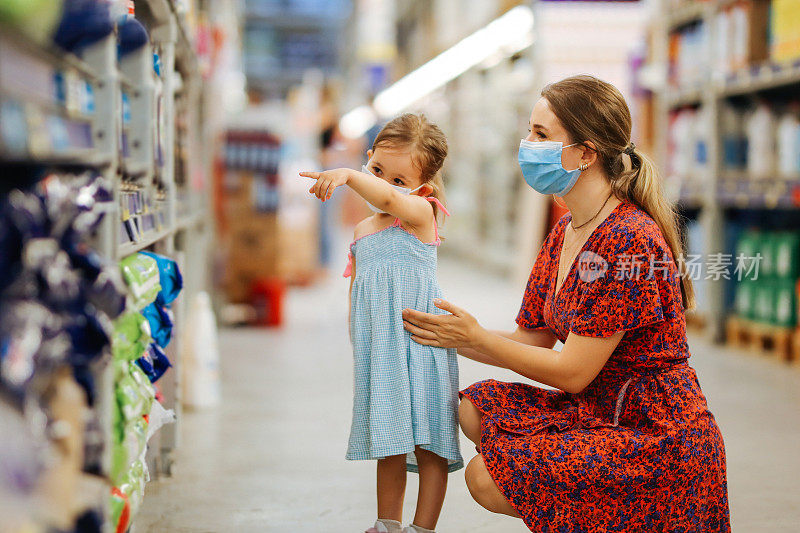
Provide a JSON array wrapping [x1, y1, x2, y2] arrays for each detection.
[[402, 299, 485, 349], [299, 168, 351, 201]]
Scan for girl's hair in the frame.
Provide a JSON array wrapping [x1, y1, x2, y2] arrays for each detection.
[[372, 113, 448, 222], [541, 75, 695, 310]]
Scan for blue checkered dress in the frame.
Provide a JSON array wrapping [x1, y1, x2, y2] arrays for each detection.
[[345, 217, 463, 473]]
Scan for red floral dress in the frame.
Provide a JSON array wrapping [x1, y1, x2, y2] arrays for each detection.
[[461, 201, 730, 532]]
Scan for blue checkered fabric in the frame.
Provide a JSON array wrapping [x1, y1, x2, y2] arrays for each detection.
[[346, 224, 463, 473]]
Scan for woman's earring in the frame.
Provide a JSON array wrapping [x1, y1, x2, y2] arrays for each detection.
[[579, 162, 589, 171]]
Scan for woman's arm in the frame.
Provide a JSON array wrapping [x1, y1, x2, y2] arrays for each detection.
[[300, 168, 433, 227], [456, 327, 558, 368], [403, 300, 623, 393]]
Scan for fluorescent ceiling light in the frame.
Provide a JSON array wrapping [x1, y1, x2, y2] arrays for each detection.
[[340, 105, 378, 139], [374, 6, 534, 116], [339, 5, 535, 138]]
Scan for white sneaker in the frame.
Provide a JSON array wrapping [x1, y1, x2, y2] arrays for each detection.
[[365, 520, 402, 533], [402, 526, 435, 533]]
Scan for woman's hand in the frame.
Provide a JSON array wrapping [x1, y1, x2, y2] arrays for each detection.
[[300, 168, 352, 201], [402, 299, 485, 349]]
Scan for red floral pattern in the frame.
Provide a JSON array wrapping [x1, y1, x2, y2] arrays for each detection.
[[461, 202, 730, 532]]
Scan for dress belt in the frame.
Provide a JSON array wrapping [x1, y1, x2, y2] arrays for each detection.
[[610, 359, 689, 427]]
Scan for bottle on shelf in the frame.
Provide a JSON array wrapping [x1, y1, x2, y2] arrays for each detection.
[[777, 102, 800, 179], [745, 100, 776, 180]]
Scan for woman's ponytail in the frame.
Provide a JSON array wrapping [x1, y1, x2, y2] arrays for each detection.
[[612, 149, 696, 311]]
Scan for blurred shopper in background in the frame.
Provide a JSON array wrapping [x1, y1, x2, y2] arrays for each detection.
[[403, 75, 730, 533]]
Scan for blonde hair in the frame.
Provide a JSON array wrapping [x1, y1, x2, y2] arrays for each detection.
[[542, 75, 695, 310], [372, 113, 448, 222]]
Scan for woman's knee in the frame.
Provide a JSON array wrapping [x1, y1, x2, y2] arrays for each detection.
[[459, 397, 481, 444], [464, 455, 518, 517]]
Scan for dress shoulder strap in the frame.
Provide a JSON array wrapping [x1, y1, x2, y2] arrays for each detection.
[[425, 196, 450, 245]]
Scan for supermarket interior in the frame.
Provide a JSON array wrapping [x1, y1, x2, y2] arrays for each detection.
[[1, 0, 800, 532]]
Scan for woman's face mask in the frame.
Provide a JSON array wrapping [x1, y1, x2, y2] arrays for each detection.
[[518, 140, 583, 196], [361, 165, 423, 214]]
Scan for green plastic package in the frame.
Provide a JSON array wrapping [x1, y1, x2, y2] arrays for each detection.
[[112, 311, 151, 362], [120, 253, 162, 310]]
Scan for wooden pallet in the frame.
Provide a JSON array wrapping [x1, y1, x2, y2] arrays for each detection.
[[725, 316, 795, 361], [793, 329, 800, 364], [685, 311, 707, 332]]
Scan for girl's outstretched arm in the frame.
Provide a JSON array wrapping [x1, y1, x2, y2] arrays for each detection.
[[300, 168, 433, 227]]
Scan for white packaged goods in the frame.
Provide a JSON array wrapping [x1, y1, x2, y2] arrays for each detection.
[[181, 292, 221, 408]]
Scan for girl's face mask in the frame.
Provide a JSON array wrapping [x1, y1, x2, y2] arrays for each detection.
[[517, 140, 583, 196], [361, 165, 423, 214]]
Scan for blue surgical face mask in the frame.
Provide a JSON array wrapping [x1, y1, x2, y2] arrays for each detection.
[[362, 164, 423, 214], [518, 139, 582, 196]]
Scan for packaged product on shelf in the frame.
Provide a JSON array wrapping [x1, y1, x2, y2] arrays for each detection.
[[141, 301, 174, 348], [771, 0, 800, 64], [52, 0, 114, 54], [145, 399, 176, 441], [753, 279, 775, 323], [110, 486, 131, 533], [686, 220, 709, 316], [758, 231, 777, 278], [0, 172, 124, 532], [692, 106, 710, 177], [139, 251, 184, 306], [776, 105, 800, 179], [745, 102, 776, 179], [774, 279, 798, 327], [774, 232, 800, 280], [182, 292, 221, 408], [734, 278, 756, 319], [136, 342, 172, 383], [721, 103, 747, 171], [667, 108, 698, 180], [726, 0, 770, 72], [112, 311, 151, 362], [119, 253, 161, 310], [669, 21, 708, 89]]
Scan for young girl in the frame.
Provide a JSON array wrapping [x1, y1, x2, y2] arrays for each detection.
[[300, 114, 462, 533]]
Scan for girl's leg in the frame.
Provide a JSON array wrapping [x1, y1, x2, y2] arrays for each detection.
[[411, 446, 448, 530], [465, 455, 520, 518], [459, 397, 482, 445], [377, 454, 407, 522]]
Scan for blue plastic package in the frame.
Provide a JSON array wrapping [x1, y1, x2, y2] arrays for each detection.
[[141, 302, 173, 348], [139, 251, 183, 306], [136, 343, 171, 383]]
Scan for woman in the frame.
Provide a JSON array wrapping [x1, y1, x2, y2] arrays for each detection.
[[402, 75, 730, 532]]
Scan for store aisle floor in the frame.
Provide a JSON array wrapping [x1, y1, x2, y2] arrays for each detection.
[[136, 257, 800, 533]]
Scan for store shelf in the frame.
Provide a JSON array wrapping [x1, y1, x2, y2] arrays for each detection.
[[677, 180, 707, 208], [176, 213, 203, 231], [118, 227, 173, 257], [716, 177, 800, 209], [664, 86, 704, 109], [666, 1, 707, 29], [719, 60, 800, 97], [140, 0, 173, 24], [0, 21, 98, 81]]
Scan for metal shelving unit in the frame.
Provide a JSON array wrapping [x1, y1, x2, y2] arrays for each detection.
[[0, 1, 210, 530], [655, 0, 800, 341]]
